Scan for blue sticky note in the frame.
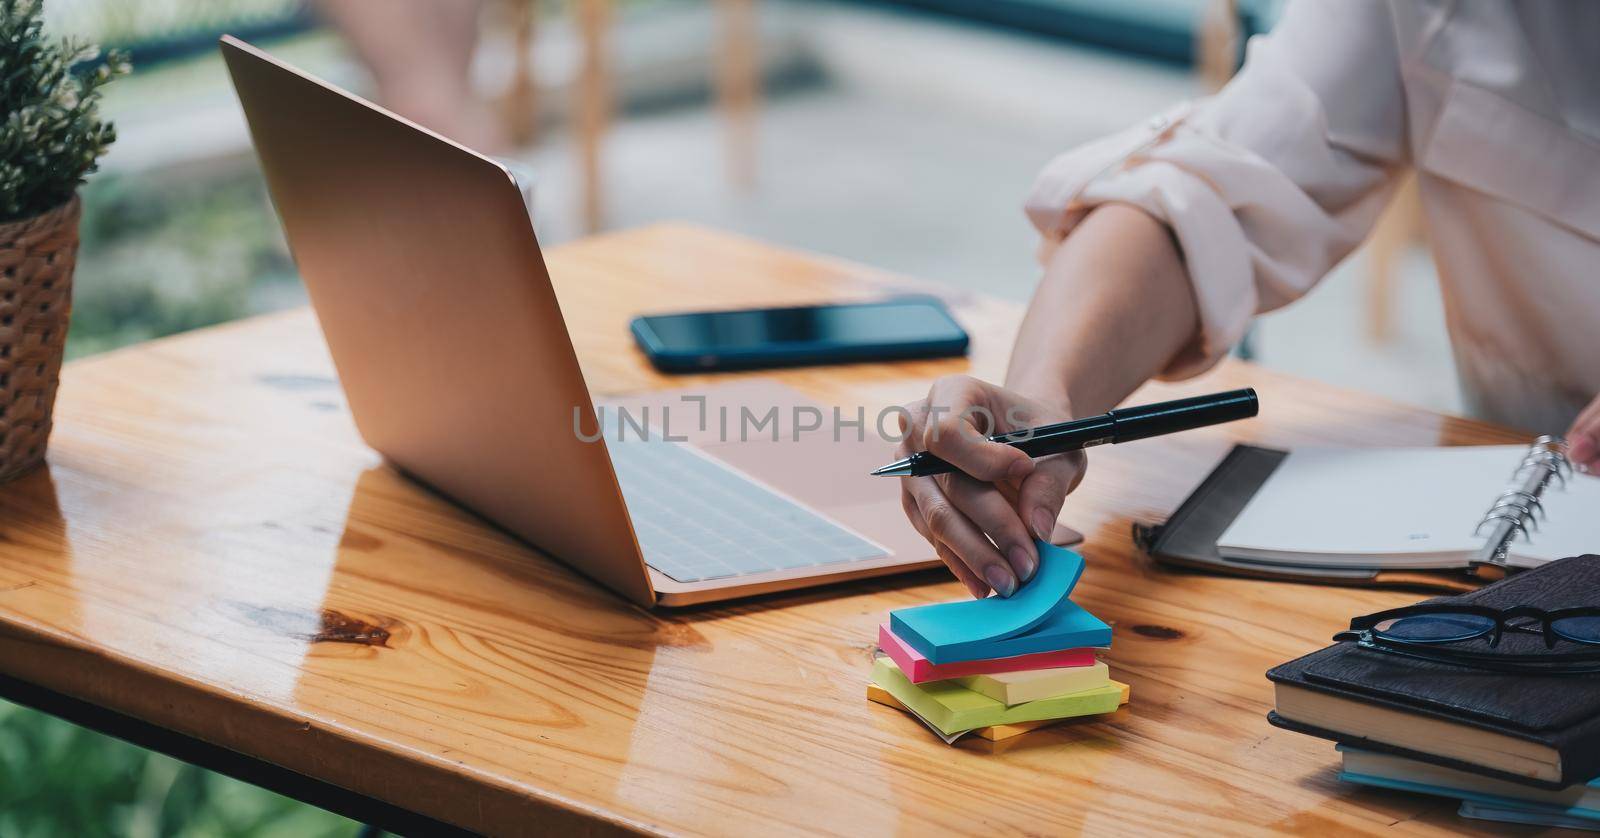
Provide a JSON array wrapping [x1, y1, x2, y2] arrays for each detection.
[[890, 542, 1108, 664], [951, 599, 1111, 664]]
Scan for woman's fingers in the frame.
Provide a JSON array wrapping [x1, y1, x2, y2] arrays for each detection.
[[895, 398, 929, 440], [904, 475, 1019, 597], [900, 488, 930, 542], [1016, 452, 1088, 543], [904, 476, 990, 597], [908, 482, 992, 594], [893, 374, 1084, 598], [1566, 396, 1600, 471], [919, 377, 1035, 483], [939, 473, 1039, 583], [1571, 431, 1597, 471], [934, 542, 989, 599]]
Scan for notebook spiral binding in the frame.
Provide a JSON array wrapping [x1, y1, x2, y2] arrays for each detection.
[[1473, 435, 1572, 566]]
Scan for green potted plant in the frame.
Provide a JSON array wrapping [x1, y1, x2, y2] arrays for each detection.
[[0, 0, 126, 481]]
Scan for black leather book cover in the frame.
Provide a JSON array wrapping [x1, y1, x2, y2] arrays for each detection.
[[1267, 554, 1600, 789]]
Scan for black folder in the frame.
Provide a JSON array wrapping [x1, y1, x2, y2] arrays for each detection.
[[1133, 444, 1496, 592]]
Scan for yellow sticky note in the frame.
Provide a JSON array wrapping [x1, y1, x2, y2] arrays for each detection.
[[956, 661, 1110, 706]]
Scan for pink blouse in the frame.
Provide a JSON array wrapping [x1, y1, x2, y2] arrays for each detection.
[[1025, 0, 1600, 433]]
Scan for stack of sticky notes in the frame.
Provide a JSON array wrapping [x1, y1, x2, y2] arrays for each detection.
[[869, 541, 1127, 743]]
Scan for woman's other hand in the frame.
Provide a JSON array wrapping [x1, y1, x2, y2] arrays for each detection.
[[1566, 394, 1600, 472]]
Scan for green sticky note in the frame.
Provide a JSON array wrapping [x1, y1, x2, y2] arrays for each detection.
[[871, 656, 1125, 737]]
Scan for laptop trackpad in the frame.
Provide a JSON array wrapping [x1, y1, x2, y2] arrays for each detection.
[[601, 380, 925, 564]]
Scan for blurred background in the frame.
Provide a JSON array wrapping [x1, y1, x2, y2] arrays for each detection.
[[5, 0, 1458, 832]]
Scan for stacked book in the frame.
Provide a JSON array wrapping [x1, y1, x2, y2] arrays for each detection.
[[868, 542, 1128, 743], [1269, 555, 1600, 831]]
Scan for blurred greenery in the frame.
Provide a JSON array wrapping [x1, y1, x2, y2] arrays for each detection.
[[66, 167, 303, 359], [41, 0, 306, 47], [0, 698, 359, 836]]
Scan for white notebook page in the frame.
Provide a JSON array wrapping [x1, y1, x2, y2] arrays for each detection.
[[1216, 446, 1529, 567], [1508, 469, 1600, 565]]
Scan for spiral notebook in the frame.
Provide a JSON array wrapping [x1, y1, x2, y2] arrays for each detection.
[[1216, 438, 1598, 571]]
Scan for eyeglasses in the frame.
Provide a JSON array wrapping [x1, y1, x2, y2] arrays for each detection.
[[1333, 604, 1600, 675]]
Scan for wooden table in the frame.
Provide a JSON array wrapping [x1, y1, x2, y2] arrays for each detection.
[[0, 226, 1527, 835]]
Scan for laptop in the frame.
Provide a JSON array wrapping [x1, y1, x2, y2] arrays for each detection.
[[221, 36, 938, 607]]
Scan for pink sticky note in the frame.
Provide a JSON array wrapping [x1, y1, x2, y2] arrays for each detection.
[[878, 623, 1098, 683]]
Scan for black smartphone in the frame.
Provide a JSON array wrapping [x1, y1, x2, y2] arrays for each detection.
[[629, 297, 970, 372]]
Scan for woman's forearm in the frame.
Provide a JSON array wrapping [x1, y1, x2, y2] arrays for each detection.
[[1004, 203, 1200, 416]]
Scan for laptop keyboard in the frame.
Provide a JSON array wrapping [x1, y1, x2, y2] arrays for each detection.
[[606, 437, 886, 583]]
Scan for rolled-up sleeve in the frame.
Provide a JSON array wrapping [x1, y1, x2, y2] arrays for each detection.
[[1025, 0, 1411, 377]]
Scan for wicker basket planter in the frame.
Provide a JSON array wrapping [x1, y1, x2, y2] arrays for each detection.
[[0, 197, 78, 483]]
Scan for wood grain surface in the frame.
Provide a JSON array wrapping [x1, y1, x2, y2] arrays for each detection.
[[0, 225, 1536, 836]]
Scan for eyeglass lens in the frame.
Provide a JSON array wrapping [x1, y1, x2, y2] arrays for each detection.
[[1372, 613, 1496, 643], [1550, 615, 1600, 644]]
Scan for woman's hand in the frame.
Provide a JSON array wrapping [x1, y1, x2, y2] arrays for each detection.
[[888, 205, 1193, 597], [897, 375, 1086, 599], [1567, 394, 1600, 472]]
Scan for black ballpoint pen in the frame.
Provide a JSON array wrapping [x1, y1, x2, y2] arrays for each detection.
[[870, 388, 1259, 478]]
